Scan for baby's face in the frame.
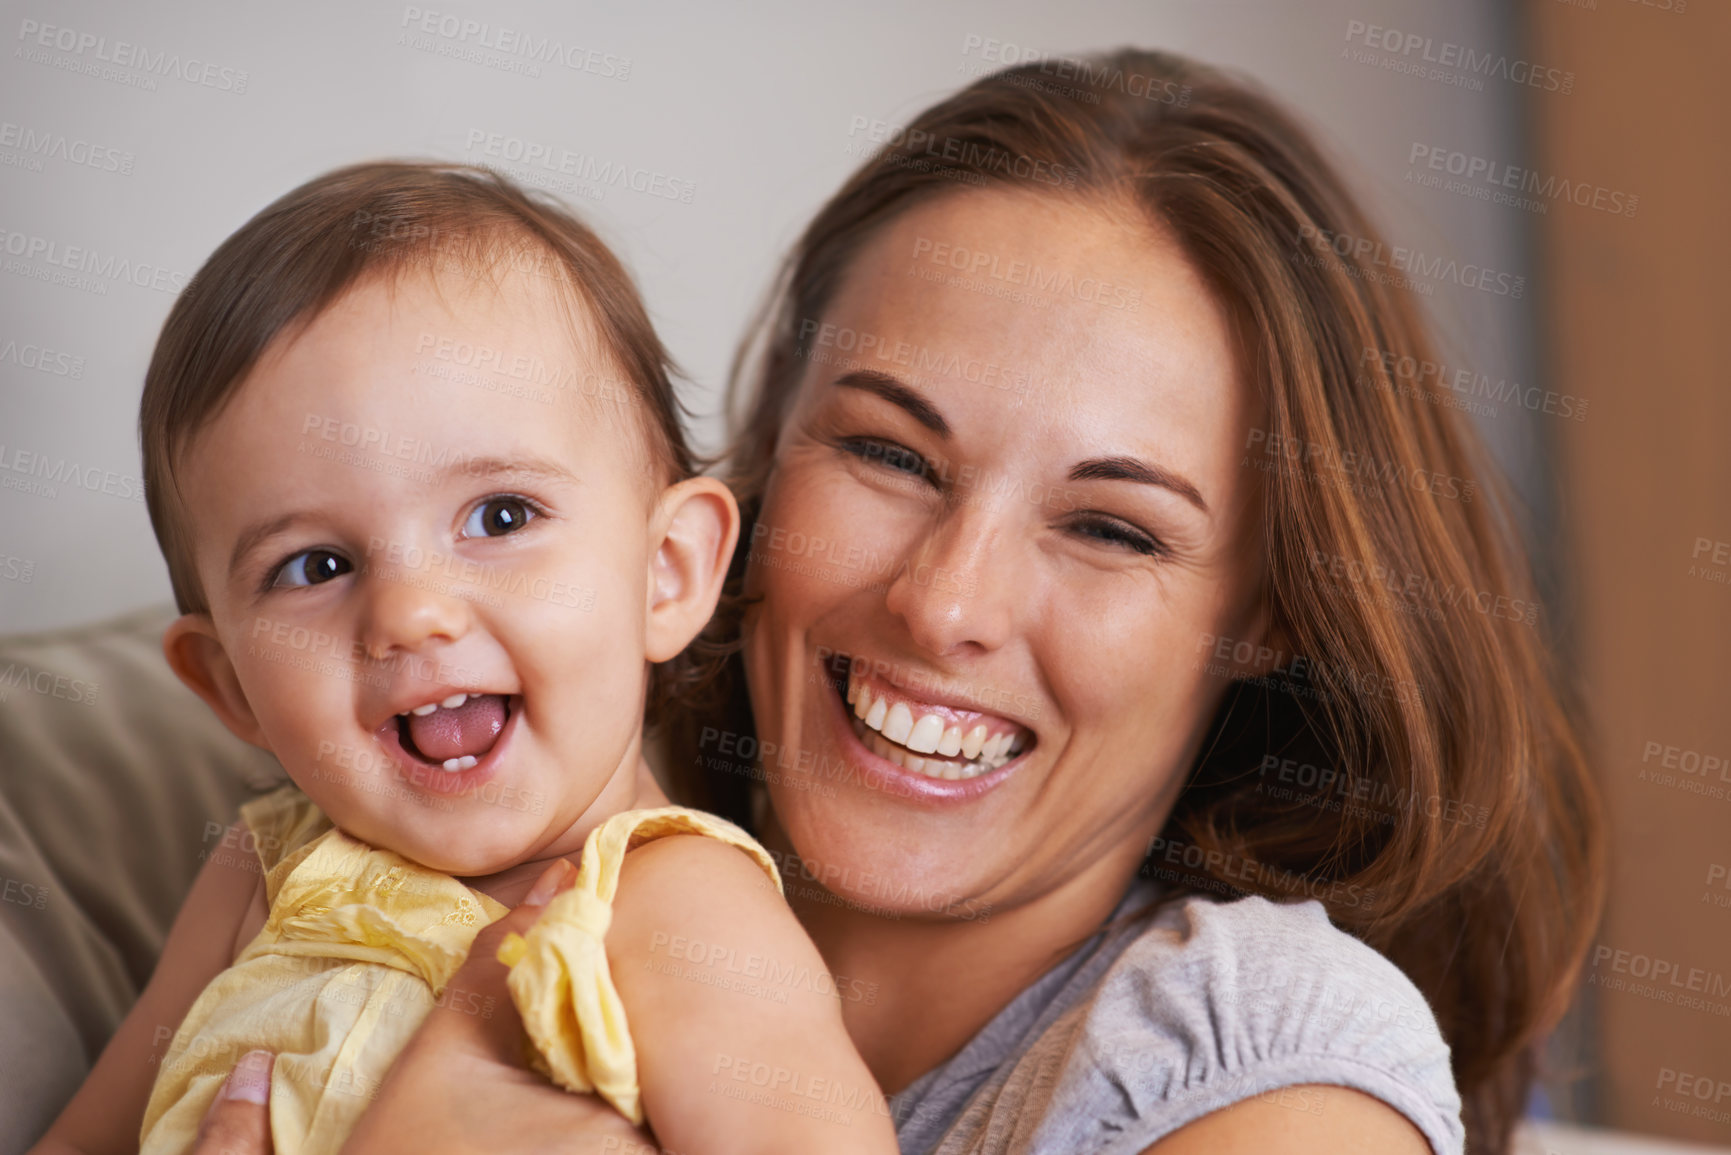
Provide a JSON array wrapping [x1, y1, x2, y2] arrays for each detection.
[[177, 262, 660, 875]]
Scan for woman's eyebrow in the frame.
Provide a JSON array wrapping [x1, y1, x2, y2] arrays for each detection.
[[831, 370, 951, 437], [1069, 456, 1209, 513]]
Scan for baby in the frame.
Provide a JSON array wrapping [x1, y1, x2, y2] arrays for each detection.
[[29, 163, 896, 1155]]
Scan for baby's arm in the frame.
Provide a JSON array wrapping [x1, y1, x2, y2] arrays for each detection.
[[28, 821, 266, 1155], [607, 836, 899, 1155]]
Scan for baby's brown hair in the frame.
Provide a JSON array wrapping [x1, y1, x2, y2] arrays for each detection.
[[141, 161, 701, 721]]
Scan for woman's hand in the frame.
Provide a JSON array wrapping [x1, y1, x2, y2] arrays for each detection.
[[186, 861, 649, 1155], [340, 859, 657, 1155], [190, 1050, 273, 1155]]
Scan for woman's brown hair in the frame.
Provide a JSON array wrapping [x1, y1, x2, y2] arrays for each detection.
[[666, 49, 1604, 1153]]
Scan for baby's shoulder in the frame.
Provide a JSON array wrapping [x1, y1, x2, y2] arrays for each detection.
[[596, 805, 783, 901]]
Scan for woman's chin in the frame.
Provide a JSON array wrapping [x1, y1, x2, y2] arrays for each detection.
[[769, 797, 999, 921]]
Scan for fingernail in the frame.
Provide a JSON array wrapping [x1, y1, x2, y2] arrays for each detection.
[[523, 858, 575, 908], [222, 1050, 273, 1105]]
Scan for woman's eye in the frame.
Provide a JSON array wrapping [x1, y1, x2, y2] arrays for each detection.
[[463, 496, 537, 538], [272, 550, 352, 588], [841, 438, 930, 480], [1069, 516, 1167, 557]]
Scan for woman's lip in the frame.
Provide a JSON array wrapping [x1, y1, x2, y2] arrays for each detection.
[[825, 675, 1024, 803], [373, 696, 521, 798]]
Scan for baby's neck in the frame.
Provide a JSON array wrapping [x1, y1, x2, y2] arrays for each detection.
[[457, 757, 670, 908]]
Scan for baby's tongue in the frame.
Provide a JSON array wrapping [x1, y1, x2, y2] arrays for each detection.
[[406, 694, 507, 763]]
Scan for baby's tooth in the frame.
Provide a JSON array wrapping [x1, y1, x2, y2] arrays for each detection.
[[883, 702, 914, 744], [907, 714, 944, 754], [853, 685, 873, 721], [411, 702, 438, 717], [441, 758, 463, 772], [865, 695, 888, 731], [961, 724, 988, 760], [441, 693, 468, 709], [937, 725, 963, 757]]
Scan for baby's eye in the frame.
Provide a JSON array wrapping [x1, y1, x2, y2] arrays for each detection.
[[463, 496, 537, 539], [272, 550, 353, 588]]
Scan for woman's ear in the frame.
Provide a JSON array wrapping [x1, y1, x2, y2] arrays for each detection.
[[162, 613, 269, 749], [1210, 587, 1297, 682], [644, 477, 742, 662]]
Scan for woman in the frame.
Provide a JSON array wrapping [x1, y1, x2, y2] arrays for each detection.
[[204, 47, 1602, 1155]]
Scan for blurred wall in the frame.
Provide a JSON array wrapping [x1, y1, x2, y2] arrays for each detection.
[[1529, 0, 1731, 1144]]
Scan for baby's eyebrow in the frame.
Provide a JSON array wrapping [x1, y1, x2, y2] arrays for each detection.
[[454, 455, 583, 487], [228, 511, 314, 583]]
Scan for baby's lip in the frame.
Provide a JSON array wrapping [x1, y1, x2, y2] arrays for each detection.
[[372, 699, 521, 795], [370, 686, 516, 733]]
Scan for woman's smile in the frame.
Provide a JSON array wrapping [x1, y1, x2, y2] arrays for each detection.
[[820, 652, 1037, 798]]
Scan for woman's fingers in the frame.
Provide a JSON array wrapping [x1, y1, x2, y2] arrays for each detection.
[[414, 858, 578, 1063], [192, 1049, 273, 1154]]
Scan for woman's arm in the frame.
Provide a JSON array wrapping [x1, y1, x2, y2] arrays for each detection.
[[28, 821, 264, 1155], [1145, 1085, 1431, 1155]]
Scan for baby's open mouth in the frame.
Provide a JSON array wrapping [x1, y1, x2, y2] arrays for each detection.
[[828, 655, 1032, 782], [394, 693, 511, 772]]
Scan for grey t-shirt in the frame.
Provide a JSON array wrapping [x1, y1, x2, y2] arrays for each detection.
[[889, 880, 1464, 1155]]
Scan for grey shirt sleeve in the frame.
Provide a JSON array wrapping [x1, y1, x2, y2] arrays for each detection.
[[903, 892, 1464, 1155]]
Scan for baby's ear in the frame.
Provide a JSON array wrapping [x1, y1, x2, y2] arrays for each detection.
[[163, 613, 269, 749], [643, 477, 741, 662]]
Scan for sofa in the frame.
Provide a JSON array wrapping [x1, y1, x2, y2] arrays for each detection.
[[0, 607, 283, 1151]]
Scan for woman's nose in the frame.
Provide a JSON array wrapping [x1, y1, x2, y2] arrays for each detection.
[[356, 564, 471, 659], [883, 503, 1016, 658]]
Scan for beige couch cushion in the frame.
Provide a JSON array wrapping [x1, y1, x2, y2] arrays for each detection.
[[0, 606, 283, 1152]]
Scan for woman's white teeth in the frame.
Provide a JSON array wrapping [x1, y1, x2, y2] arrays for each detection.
[[883, 702, 915, 745], [440, 755, 478, 772], [441, 693, 468, 709], [906, 713, 945, 754], [844, 671, 1028, 780], [854, 718, 1008, 780]]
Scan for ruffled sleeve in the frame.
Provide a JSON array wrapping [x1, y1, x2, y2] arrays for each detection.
[[498, 806, 782, 1125]]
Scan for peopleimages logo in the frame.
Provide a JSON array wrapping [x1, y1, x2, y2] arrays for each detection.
[[0, 120, 134, 175], [0, 444, 145, 502], [1295, 222, 1525, 299], [1341, 19, 1574, 94], [398, 7, 630, 79], [1407, 143, 1638, 218], [14, 18, 249, 93], [0, 227, 188, 294]]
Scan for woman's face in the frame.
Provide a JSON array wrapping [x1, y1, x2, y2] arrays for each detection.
[[741, 188, 1274, 919]]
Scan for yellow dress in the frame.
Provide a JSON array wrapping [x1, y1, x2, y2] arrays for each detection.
[[139, 785, 781, 1154]]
